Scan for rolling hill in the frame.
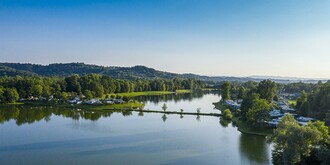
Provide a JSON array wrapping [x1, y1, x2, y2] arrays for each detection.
[[0, 62, 326, 83]]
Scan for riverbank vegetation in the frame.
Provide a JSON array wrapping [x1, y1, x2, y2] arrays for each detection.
[[216, 80, 276, 131], [213, 101, 273, 136], [269, 114, 329, 165], [216, 79, 330, 164], [0, 74, 205, 103]]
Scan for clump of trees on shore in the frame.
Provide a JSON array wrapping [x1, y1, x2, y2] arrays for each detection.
[[219, 80, 330, 164], [270, 114, 329, 165], [0, 74, 205, 103]]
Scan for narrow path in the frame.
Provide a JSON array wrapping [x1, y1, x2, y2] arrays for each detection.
[[101, 108, 222, 117]]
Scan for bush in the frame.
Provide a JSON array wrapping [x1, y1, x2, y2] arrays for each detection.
[[223, 109, 233, 120]]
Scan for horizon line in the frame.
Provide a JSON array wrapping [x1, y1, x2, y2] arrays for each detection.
[[1, 61, 329, 80]]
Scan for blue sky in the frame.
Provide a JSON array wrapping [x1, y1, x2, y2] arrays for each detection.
[[1, 0, 330, 78]]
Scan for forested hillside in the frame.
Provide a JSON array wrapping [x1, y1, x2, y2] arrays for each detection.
[[0, 63, 326, 83], [0, 63, 178, 79]]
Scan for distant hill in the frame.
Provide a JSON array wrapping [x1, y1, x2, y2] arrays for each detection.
[[0, 62, 327, 83], [0, 62, 179, 79]]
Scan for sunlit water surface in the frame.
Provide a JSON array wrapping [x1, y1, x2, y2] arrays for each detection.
[[0, 93, 272, 165]]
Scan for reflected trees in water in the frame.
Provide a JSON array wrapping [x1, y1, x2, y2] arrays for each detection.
[[196, 115, 201, 122], [219, 117, 231, 127], [135, 92, 205, 104], [0, 105, 117, 126], [138, 111, 144, 116], [239, 133, 270, 164], [162, 114, 167, 122]]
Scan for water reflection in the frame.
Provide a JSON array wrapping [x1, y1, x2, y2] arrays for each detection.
[[219, 118, 231, 127], [0, 106, 213, 126], [0, 106, 116, 126], [161, 114, 167, 122], [239, 133, 270, 164], [0, 92, 272, 165], [138, 111, 144, 116], [135, 91, 220, 104]]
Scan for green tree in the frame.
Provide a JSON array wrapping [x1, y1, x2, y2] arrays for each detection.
[[223, 109, 233, 120], [60, 92, 69, 101], [0, 86, 4, 102], [84, 90, 93, 99], [270, 114, 330, 165], [296, 90, 307, 109], [237, 86, 246, 100], [241, 91, 259, 121], [90, 82, 104, 98], [3, 88, 19, 103], [299, 101, 310, 116], [65, 74, 81, 94], [221, 81, 231, 101], [31, 84, 43, 97], [246, 96, 271, 127], [257, 79, 276, 103]]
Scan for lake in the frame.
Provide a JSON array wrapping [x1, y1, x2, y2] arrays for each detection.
[[0, 92, 272, 165]]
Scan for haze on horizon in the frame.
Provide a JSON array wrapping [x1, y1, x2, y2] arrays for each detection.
[[1, 0, 330, 79]]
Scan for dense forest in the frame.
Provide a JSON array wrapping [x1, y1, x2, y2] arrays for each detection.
[[0, 74, 205, 103], [0, 63, 178, 79], [295, 81, 330, 122]]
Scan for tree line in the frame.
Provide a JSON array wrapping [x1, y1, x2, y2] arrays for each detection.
[[295, 81, 330, 123], [0, 74, 205, 103]]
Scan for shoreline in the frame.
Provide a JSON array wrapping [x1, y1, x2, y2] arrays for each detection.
[[213, 101, 274, 136]]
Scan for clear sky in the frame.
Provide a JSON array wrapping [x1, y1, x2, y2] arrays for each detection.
[[1, 0, 330, 78]]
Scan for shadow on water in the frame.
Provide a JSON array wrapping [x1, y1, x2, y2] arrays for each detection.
[[239, 133, 271, 165]]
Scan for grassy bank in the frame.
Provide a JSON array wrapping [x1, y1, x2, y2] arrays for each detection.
[[174, 89, 192, 93], [231, 117, 274, 136], [212, 101, 228, 111], [104, 91, 173, 98], [104, 90, 193, 98]]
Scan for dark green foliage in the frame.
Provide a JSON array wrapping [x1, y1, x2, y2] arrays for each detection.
[[0, 74, 205, 102], [296, 90, 307, 110], [0, 86, 4, 101], [3, 88, 19, 103], [295, 81, 330, 119], [270, 114, 329, 165], [240, 80, 275, 122], [246, 94, 271, 127], [257, 79, 276, 103], [83, 90, 93, 99], [0, 63, 180, 79], [241, 91, 258, 121], [65, 74, 81, 94], [283, 82, 319, 93], [223, 109, 233, 120], [221, 81, 231, 101]]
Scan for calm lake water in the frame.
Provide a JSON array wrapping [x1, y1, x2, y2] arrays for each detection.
[[0, 92, 272, 165]]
